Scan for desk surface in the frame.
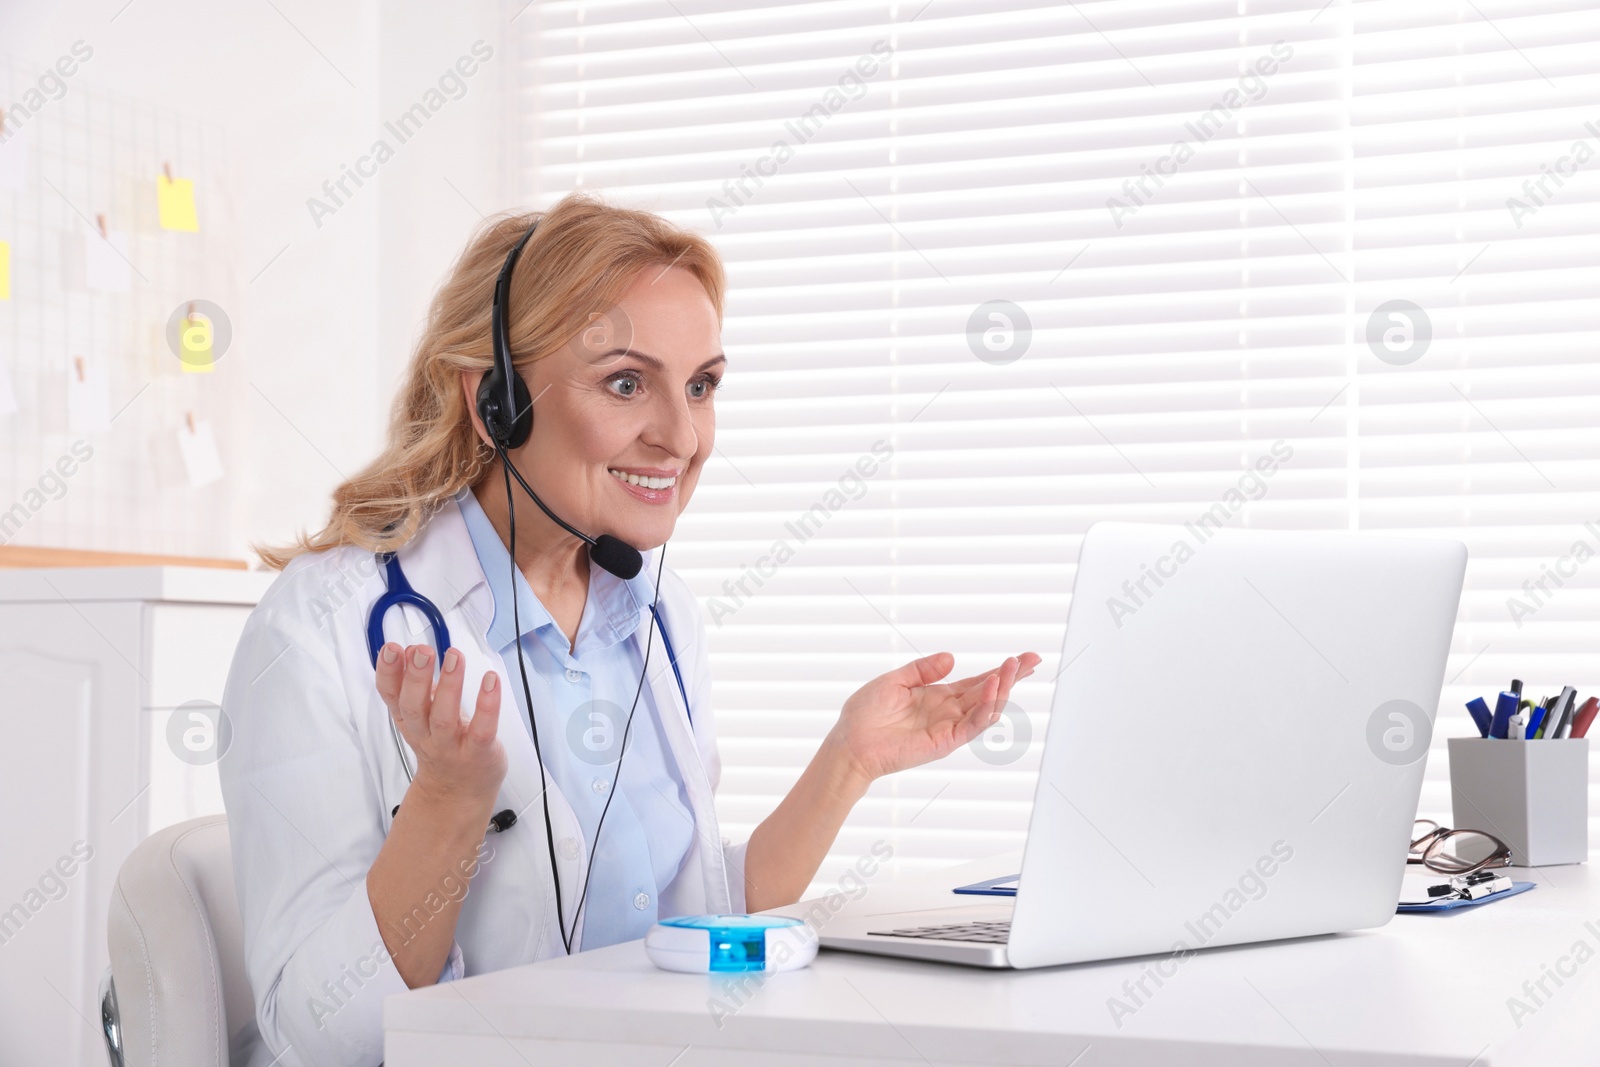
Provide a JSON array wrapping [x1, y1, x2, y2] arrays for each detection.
[[384, 854, 1600, 1066]]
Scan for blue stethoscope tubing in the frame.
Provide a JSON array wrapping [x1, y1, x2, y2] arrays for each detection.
[[364, 553, 692, 782], [365, 555, 452, 668]]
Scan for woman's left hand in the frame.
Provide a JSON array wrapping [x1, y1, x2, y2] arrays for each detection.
[[824, 651, 1042, 787]]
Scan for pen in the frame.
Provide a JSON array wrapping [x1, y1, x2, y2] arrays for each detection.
[[1508, 711, 1528, 740], [1535, 693, 1558, 739], [1572, 697, 1598, 740], [1541, 694, 1558, 738], [1546, 688, 1576, 740], [1490, 687, 1519, 739], [1465, 697, 1493, 738], [1526, 700, 1548, 741]]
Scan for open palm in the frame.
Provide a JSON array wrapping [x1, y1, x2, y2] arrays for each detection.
[[828, 651, 1041, 784]]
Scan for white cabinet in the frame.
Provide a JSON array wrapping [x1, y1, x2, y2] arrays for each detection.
[[0, 566, 274, 1067]]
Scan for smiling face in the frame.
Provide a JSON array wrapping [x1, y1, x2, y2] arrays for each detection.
[[468, 265, 723, 554]]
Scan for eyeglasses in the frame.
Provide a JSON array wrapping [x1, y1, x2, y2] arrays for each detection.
[[1409, 819, 1512, 875]]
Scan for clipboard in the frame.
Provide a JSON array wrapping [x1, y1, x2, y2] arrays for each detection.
[[953, 874, 1019, 897], [1397, 880, 1536, 913]]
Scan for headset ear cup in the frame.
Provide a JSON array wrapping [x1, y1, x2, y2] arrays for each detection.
[[475, 366, 534, 450], [505, 371, 533, 449], [475, 372, 507, 447]]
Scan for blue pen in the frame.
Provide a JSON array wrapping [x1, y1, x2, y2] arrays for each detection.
[[1526, 703, 1548, 740], [1465, 697, 1493, 738], [1490, 689, 1518, 739]]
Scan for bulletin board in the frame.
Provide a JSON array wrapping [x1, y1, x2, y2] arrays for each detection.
[[0, 54, 243, 559]]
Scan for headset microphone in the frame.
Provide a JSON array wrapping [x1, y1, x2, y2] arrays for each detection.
[[589, 534, 644, 581], [496, 445, 644, 580]]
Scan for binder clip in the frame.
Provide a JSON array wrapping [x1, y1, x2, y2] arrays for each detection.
[[1426, 869, 1513, 901]]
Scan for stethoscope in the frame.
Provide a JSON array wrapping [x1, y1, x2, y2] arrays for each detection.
[[364, 552, 692, 790]]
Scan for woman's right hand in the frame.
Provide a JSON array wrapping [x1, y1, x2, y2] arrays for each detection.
[[374, 643, 507, 811]]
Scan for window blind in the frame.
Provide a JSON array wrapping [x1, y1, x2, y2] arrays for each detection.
[[515, 0, 1600, 893]]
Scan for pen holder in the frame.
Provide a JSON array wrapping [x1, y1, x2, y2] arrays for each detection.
[[1447, 737, 1590, 866]]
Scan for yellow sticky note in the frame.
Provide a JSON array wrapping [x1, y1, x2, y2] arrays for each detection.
[[179, 310, 215, 373], [157, 174, 200, 232], [0, 240, 9, 299]]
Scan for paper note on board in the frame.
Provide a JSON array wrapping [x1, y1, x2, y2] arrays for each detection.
[[85, 230, 132, 293], [67, 359, 110, 433], [0, 239, 10, 300], [157, 174, 200, 232], [178, 419, 224, 487]]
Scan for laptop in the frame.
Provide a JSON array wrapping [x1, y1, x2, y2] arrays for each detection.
[[816, 522, 1467, 968]]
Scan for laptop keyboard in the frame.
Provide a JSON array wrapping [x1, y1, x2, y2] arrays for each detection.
[[866, 920, 1011, 944]]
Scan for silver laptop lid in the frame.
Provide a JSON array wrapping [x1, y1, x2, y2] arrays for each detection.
[[1008, 523, 1466, 969]]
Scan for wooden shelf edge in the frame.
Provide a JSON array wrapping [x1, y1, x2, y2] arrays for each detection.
[[0, 545, 253, 570]]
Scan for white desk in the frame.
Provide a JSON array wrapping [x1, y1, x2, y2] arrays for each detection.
[[385, 854, 1600, 1066]]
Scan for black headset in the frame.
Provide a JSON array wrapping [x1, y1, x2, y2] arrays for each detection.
[[477, 219, 643, 580], [477, 224, 539, 450], [472, 217, 664, 955]]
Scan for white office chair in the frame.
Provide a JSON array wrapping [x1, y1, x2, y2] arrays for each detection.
[[101, 815, 259, 1066]]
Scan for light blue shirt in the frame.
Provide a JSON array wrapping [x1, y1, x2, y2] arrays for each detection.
[[456, 489, 694, 949]]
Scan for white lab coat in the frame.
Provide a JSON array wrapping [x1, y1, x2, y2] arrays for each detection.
[[219, 498, 745, 1067]]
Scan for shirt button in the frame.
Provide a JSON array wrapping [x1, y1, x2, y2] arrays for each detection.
[[565, 668, 583, 683], [559, 837, 580, 861], [592, 777, 610, 794], [633, 892, 650, 911]]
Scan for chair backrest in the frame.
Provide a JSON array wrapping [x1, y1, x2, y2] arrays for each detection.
[[107, 815, 256, 1067]]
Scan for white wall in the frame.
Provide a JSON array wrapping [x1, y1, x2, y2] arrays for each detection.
[[0, 0, 512, 560], [377, 3, 516, 390]]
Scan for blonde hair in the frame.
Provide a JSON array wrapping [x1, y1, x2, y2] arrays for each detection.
[[258, 193, 725, 569]]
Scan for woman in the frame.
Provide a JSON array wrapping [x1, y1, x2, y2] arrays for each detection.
[[221, 193, 1039, 1067]]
